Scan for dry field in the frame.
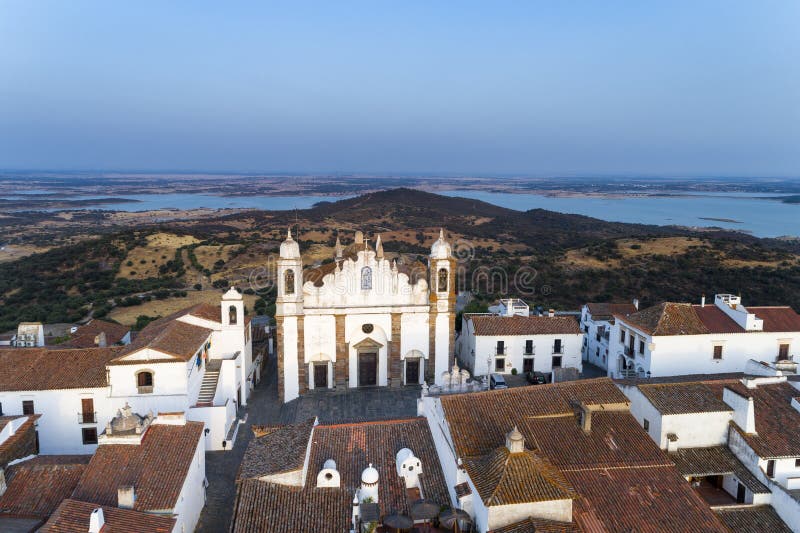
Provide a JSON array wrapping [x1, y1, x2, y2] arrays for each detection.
[[118, 232, 199, 279]]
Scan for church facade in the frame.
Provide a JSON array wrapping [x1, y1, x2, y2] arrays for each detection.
[[276, 229, 456, 403]]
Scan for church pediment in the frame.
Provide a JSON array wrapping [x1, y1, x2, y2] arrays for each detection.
[[353, 337, 384, 349]]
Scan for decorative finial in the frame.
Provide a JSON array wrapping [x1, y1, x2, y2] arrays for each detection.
[[376, 235, 384, 259], [439, 228, 445, 240], [287, 227, 293, 240], [335, 234, 343, 259]]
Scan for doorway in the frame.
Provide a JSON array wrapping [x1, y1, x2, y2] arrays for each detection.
[[736, 482, 746, 504], [358, 353, 378, 387], [406, 359, 420, 385], [314, 363, 328, 389], [523, 358, 534, 373]]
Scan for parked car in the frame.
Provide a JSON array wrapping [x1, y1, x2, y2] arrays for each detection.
[[489, 373, 508, 390], [526, 371, 547, 385]]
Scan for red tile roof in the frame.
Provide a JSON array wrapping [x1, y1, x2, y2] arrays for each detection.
[[489, 517, 579, 533], [585, 302, 638, 320], [470, 315, 582, 336], [62, 320, 130, 348], [40, 499, 175, 533], [0, 415, 39, 467], [238, 419, 314, 479], [72, 422, 204, 512], [748, 306, 800, 332], [112, 317, 211, 364], [0, 455, 90, 520], [714, 505, 792, 533], [186, 303, 222, 324], [0, 347, 120, 391], [637, 381, 736, 415], [725, 381, 800, 458]]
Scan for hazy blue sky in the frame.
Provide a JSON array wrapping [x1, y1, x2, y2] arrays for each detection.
[[1, 1, 798, 175]]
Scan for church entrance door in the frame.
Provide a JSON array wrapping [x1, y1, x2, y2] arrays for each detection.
[[406, 359, 420, 384], [314, 363, 328, 389], [358, 353, 378, 387]]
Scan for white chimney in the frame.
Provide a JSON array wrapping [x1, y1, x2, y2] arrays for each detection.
[[89, 508, 105, 533], [700, 294, 706, 308], [118, 485, 135, 509], [548, 309, 555, 318], [633, 298, 639, 310], [723, 388, 756, 434], [317, 459, 340, 488], [359, 464, 379, 503], [395, 448, 422, 489]]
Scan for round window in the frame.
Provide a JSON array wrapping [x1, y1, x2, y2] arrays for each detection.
[[362, 323, 374, 334]]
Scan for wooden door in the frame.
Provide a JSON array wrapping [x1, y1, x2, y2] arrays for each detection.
[[523, 358, 534, 373], [406, 359, 420, 384], [81, 398, 94, 423], [314, 364, 328, 388], [359, 353, 377, 387]]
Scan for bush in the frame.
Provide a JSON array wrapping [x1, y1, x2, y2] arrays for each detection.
[[511, 368, 518, 375]]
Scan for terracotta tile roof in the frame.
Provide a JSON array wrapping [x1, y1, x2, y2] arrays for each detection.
[[638, 382, 735, 415], [186, 303, 222, 323], [489, 516, 579, 533], [0, 455, 90, 520], [618, 302, 709, 336], [747, 306, 800, 332], [439, 379, 629, 458], [470, 315, 582, 336], [0, 415, 39, 467], [669, 446, 769, 494], [40, 499, 175, 533], [725, 381, 800, 458], [714, 505, 793, 533], [585, 302, 638, 320], [232, 417, 450, 532], [62, 319, 129, 348], [568, 465, 727, 532], [112, 317, 211, 364], [615, 372, 745, 386], [232, 479, 351, 533], [238, 419, 314, 479], [0, 347, 120, 391], [463, 446, 576, 506], [72, 422, 204, 512]]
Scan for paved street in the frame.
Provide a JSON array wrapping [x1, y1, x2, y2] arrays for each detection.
[[196, 355, 420, 533]]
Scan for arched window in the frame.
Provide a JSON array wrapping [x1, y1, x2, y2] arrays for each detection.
[[285, 269, 295, 295], [136, 370, 154, 393], [229, 305, 238, 325], [438, 268, 448, 292], [361, 267, 372, 290]]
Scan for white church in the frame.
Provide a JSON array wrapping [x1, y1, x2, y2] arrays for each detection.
[[276, 228, 456, 402]]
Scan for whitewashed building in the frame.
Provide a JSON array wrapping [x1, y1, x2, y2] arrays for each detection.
[[0, 289, 254, 453], [580, 301, 638, 370], [276, 229, 455, 403], [12, 322, 45, 347], [457, 300, 583, 378], [609, 294, 800, 379]]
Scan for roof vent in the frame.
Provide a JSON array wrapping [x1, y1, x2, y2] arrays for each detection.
[[579, 404, 592, 433], [317, 459, 340, 488], [396, 448, 423, 488], [118, 485, 135, 509], [505, 426, 525, 453], [89, 507, 105, 533]]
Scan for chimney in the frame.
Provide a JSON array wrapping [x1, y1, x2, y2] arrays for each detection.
[[633, 298, 639, 310], [118, 485, 135, 509], [700, 294, 706, 308], [89, 508, 105, 533], [505, 426, 525, 453], [359, 464, 379, 503], [95, 331, 107, 348], [548, 309, 555, 318], [666, 433, 679, 453], [579, 404, 592, 433]]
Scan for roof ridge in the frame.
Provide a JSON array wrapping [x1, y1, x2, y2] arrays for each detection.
[[319, 416, 424, 429]]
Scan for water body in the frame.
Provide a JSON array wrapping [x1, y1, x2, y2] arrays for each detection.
[[65, 193, 345, 212], [442, 190, 799, 238]]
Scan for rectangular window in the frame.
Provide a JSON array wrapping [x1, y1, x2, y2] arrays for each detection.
[[496, 340, 505, 355], [767, 460, 775, 478], [552, 355, 562, 368], [81, 398, 95, 424], [553, 339, 562, 354], [795, 458, 800, 468], [22, 400, 34, 415], [620, 329, 626, 343], [643, 419, 650, 431], [82, 427, 98, 445], [0, 401, 3, 416], [525, 340, 533, 355], [638, 340, 645, 355], [713, 345, 723, 360], [495, 358, 505, 372], [779, 344, 790, 360]]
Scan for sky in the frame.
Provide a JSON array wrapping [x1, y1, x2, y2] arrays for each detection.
[[0, 1, 798, 176]]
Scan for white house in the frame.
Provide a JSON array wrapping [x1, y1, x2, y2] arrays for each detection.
[[12, 322, 45, 347], [276, 229, 455, 403], [580, 301, 638, 370], [0, 289, 254, 453], [65, 407, 206, 533], [457, 300, 584, 378], [609, 294, 800, 379]]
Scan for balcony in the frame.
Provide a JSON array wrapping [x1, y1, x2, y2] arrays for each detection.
[[494, 347, 506, 356], [523, 349, 535, 356], [552, 345, 564, 355], [78, 411, 97, 424]]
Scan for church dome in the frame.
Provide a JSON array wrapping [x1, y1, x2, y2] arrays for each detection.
[[280, 228, 301, 259], [361, 463, 379, 485], [430, 228, 452, 259]]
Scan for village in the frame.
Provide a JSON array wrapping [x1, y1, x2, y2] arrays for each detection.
[[0, 228, 797, 532]]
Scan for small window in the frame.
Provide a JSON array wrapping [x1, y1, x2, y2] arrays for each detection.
[[136, 371, 154, 393], [795, 458, 800, 468], [438, 268, 448, 292], [767, 460, 775, 478], [496, 340, 505, 355], [553, 339, 563, 354], [620, 329, 626, 343], [525, 340, 533, 355], [82, 427, 98, 445], [638, 340, 645, 354], [552, 355, 562, 368], [22, 400, 34, 415], [361, 267, 372, 290], [495, 358, 505, 372], [0, 401, 3, 416], [713, 345, 723, 360], [643, 419, 650, 431], [229, 305, 237, 325], [779, 344, 790, 360], [284, 269, 295, 295]]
